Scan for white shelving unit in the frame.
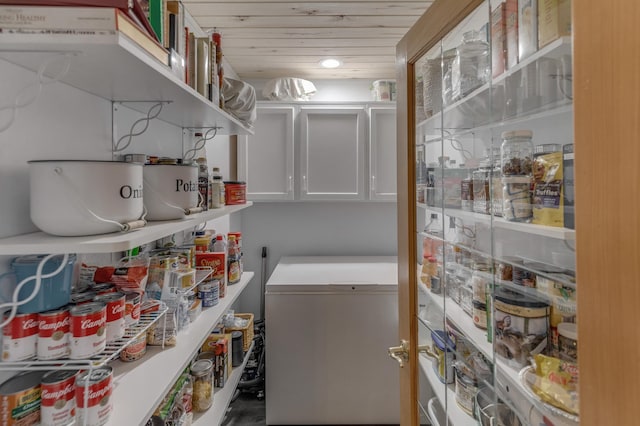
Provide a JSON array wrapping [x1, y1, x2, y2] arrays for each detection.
[[107, 271, 254, 426], [0, 32, 252, 133], [418, 354, 475, 426], [0, 203, 252, 255], [193, 340, 256, 425]]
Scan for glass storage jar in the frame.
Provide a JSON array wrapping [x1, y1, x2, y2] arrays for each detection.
[[501, 130, 534, 176], [472, 160, 491, 214], [451, 30, 490, 101], [190, 359, 214, 412]]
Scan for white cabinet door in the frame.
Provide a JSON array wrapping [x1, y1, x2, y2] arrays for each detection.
[[369, 106, 397, 201], [299, 107, 366, 200], [238, 106, 295, 201]]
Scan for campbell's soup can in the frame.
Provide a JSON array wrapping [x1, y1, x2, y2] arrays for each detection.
[[69, 302, 107, 359], [0, 370, 45, 425], [2, 312, 38, 361], [123, 291, 141, 326], [94, 292, 126, 342], [41, 370, 78, 426], [91, 283, 116, 295], [120, 333, 147, 362], [37, 308, 70, 360], [75, 366, 113, 426]]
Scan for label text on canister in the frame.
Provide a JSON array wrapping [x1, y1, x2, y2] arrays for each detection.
[[175, 179, 198, 192]]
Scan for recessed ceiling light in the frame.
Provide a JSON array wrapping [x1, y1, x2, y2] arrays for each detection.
[[320, 58, 342, 69]]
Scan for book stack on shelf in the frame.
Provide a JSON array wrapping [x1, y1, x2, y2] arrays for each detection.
[[0, 1, 169, 65]]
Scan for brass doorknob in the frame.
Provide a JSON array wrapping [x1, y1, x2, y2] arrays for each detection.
[[388, 339, 410, 368]]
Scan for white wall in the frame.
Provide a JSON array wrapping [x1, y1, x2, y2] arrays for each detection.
[[236, 78, 398, 319]]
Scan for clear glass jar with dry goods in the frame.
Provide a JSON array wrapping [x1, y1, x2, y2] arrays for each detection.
[[190, 359, 214, 412], [501, 130, 534, 176], [472, 160, 491, 214]]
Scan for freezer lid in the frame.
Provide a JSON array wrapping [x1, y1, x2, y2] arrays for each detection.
[[265, 256, 398, 292]]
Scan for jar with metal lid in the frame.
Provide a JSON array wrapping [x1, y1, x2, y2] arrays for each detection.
[[501, 130, 534, 176], [472, 160, 491, 214], [471, 261, 491, 304], [190, 359, 214, 411]]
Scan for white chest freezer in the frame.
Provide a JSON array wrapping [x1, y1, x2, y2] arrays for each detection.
[[265, 256, 399, 425]]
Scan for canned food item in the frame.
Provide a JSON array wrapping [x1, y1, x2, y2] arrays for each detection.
[[75, 366, 113, 426], [69, 302, 107, 359], [0, 371, 45, 425], [223, 181, 246, 205], [37, 308, 70, 360], [120, 333, 147, 362], [90, 283, 116, 295], [123, 291, 141, 326], [71, 291, 97, 305], [94, 292, 126, 342], [198, 281, 219, 308], [41, 370, 78, 426], [2, 312, 38, 361]]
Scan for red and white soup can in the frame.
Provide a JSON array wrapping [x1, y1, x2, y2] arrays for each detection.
[[123, 291, 141, 327], [37, 308, 70, 360], [41, 369, 78, 426], [75, 366, 113, 426], [69, 302, 106, 359], [2, 312, 38, 361], [93, 292, 126, 342]]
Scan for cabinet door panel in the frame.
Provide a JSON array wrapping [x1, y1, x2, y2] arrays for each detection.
[[369, 107, 397, 201], [238, 106, 295, 201], [299, 107, 365, 200]]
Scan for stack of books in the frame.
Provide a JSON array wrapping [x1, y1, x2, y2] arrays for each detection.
[[0, 1, 169, 66]]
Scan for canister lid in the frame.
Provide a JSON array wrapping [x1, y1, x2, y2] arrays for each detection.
[[190, 359, 213, 376], [495, 287, 549, 308], [557, 322, 578, 340], [501, 130, 533, 139], [231, 330, 243, 341], [431, 330, 455, 352]]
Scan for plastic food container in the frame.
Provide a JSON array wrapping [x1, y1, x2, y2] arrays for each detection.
[[5, 254, 76, 314], [28, 160, 145, 236], [494, 287, 550, 368], [224, 181, 246, 205]]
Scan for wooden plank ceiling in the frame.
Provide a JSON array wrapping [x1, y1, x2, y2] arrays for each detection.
[[182, 0, 432, 79]]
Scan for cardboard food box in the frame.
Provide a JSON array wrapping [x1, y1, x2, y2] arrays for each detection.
[[195, 251, 226, 285], [538, 0, 571, 49], [518, 0, 538, 61], [491, 2, 507, 78], [201, 333, 231, 387], [505, 0, 519, 69]]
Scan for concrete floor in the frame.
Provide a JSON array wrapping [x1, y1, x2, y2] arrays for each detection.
[[221, 392, 266, 426]]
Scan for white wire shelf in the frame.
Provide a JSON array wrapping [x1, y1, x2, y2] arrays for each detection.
[[0, 301, 168, 371]]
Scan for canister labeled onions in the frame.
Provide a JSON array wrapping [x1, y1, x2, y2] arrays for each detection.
[[94, 292, 126, 342], [37, 308, 70, 360], [75, 366, 113, 426], [0, 370, 45, 426], [2, 312, 38, 362], [69, 302, 107, 359], [41, 370, 78, 426]]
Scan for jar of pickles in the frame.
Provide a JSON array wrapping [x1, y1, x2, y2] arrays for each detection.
[[190, 359, 214, 412]]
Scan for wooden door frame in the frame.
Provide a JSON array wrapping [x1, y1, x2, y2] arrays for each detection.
[[394, 0, 485, 424]]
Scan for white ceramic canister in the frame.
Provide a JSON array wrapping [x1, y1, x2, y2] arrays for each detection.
[[143, 163, 200, 220], [28, 160, 145, 236]]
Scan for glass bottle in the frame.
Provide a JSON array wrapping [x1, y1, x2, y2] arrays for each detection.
[[501, 130, 534, 221], [210, 167, 225, 209], [472, 159, 491, 215], [451, 29, 490, 101], [196, 154, 209, 211], [227, 235, 241, 284], [190, 359, 214, 412]]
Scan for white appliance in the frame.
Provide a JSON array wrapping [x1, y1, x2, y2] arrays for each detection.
[[265, 256, 399, 425]]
